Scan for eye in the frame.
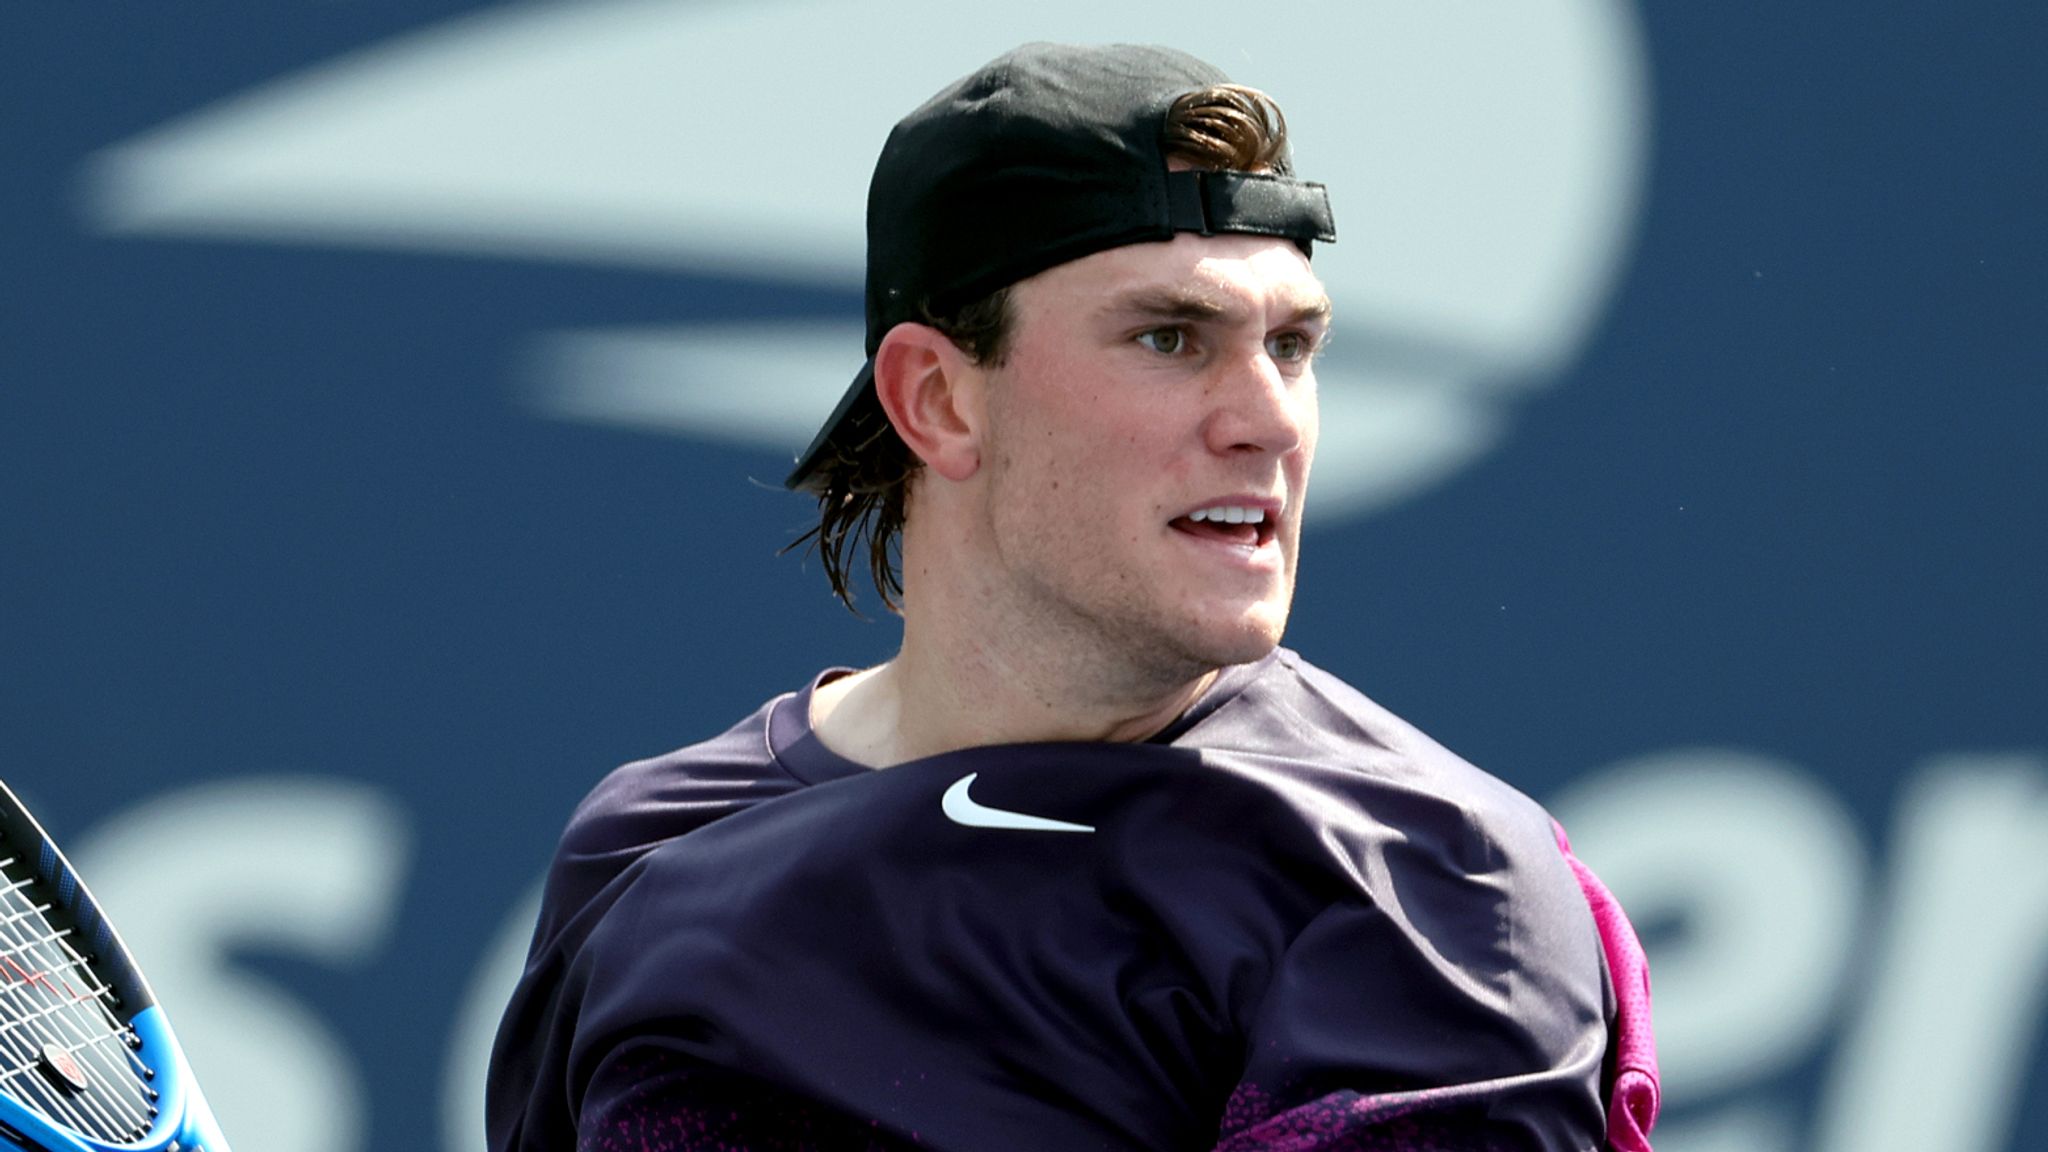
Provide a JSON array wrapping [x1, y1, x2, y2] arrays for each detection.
[[1266, 330, 1313, 362], [1136, 327, 1186, 355]]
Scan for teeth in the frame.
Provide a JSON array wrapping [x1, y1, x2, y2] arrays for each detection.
[[1189, 506, 1266, 524]]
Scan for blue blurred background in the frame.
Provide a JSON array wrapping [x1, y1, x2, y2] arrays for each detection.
[[4, 3, 2043, 1150]]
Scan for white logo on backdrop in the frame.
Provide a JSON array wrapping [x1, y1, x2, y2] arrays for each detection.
[[81, 0, 1651, 523]]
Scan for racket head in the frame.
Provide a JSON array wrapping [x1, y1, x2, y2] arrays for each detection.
[[0, 780, 231, 1152]]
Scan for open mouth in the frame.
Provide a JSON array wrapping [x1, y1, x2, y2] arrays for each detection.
[[1169, 504, 1276, 549]]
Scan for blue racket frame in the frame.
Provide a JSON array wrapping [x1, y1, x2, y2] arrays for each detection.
[[0, 783, 233, 1152]]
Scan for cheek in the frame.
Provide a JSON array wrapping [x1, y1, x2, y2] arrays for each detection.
[[1292, 388, 1321, 474], [988, 350, 1192, 522], [999, 386, 1149, 484]]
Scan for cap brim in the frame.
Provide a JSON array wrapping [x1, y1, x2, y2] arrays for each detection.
[[784, 358, 880, 493]]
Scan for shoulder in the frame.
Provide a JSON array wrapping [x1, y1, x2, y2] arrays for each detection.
[[563, 695, 799, 852], [1196, 649, 1558, 841], [534, 689, 813, 949], [1193, 649, 1599, 979]]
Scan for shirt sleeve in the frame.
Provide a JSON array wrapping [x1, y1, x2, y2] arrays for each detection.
[[1209, 819, 1616, 1152]]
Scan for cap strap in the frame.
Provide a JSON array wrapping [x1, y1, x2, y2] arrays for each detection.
[[1165, 170, 1337, 244]]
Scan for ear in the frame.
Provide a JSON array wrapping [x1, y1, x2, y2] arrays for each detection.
[[873, 322, 984, 483]]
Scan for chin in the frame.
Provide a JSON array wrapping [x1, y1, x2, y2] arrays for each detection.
[[1170, 603, 1290, 670]]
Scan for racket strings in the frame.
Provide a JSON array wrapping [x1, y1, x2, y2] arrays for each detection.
[[0, 849, 159, 1142]]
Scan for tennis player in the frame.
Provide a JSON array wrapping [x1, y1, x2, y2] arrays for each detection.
[[488, 42, 1658, 1152]]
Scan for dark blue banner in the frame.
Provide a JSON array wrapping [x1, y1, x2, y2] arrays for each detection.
[[4, 4, 2043, 1151]]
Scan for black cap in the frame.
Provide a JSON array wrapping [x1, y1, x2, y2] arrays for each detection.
[[784, 42, 1337, 492]]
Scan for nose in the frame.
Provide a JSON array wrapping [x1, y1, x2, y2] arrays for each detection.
[[1201, 345, 1313, 459]]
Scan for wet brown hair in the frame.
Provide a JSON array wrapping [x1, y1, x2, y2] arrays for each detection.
[[791, 83, 1292, 614]]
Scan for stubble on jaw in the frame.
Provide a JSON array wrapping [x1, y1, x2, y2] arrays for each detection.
[[969, 442, 1299, 706]]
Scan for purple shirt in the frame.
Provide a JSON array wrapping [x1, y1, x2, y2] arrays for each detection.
[[488, 649, 1641, 1151]]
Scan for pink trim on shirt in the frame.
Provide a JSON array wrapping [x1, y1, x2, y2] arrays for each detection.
[[1553, 820, 1660, 1152]]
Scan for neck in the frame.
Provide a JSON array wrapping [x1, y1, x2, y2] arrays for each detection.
[[813, 654, 1216, 770], [811, 555, 1218, 769]]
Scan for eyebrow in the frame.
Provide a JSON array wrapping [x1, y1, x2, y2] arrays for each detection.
[[1102, 286, 1333, 328]]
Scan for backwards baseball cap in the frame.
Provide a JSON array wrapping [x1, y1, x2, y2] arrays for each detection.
[[784, 41, 1338, 493]]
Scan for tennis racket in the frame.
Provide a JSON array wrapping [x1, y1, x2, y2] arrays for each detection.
[[0, 780, 231, 1152]]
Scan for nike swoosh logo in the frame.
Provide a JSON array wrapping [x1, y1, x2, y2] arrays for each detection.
[[941, 773, 1095, 834]]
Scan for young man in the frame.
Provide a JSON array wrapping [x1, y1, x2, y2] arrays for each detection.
[[488, 43, 1657, 1152]]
